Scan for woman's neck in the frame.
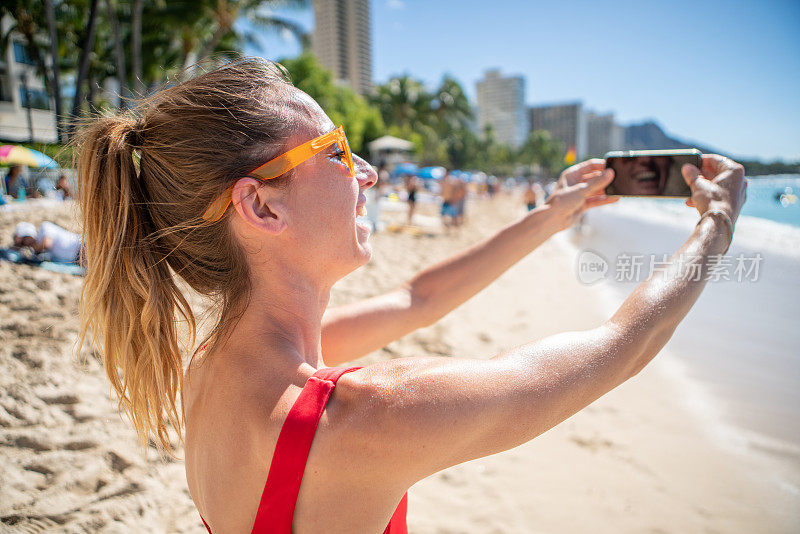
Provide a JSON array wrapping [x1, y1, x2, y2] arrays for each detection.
[[230, 266, 332, 371]]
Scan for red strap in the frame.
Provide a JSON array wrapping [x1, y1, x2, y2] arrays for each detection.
[[250, 366, 363, 532], [383, 493, 409, 534]]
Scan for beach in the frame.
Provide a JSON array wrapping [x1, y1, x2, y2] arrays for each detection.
[[1, 194, 797, 533]]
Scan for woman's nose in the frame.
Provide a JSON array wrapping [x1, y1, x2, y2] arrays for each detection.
[[355, 155, 377, 189]]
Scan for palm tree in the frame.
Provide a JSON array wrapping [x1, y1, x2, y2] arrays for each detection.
[[69, 0, 99, 132], [518, 130, 565, 178], [371, 75, 434, 131], [44, 0, 65, 142], [131, 0, 143, 94], [188, 0, 309, 69], [432, 75, 473, 134], [105, 0, 128, 107]]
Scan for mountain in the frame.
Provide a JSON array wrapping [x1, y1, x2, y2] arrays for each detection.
[[622, 121, 720, 155], [620, 121, 800, 174]]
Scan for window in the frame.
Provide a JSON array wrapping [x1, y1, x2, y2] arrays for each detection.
[[13, 42, 36, 65], [19, 87, 50, 110]]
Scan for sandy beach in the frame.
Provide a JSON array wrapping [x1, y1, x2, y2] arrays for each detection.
[[1, 194, 797, 533]]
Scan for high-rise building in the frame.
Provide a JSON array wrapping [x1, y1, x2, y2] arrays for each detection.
[[586, 112, 624, 157], [312, 0, 372, 95], [529, 102, 587, 159], [475, 69, 528, 148]]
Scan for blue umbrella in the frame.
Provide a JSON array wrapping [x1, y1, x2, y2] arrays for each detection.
[[417, 166, 446, 180], [392, 162, 418, 176]]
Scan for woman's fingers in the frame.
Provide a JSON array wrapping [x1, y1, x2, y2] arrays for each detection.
[[580, 168, 614, 194], [565, 158, 605, 174], [582, 195, 619, 212], [560, 159, 607, 187]]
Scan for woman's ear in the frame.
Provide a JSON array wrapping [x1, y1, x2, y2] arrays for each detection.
[[230, 177, 288, 236]]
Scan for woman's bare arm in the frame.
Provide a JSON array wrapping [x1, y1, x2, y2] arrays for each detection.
[[334, 154, 746, 485], [321, 162, 617, 365]]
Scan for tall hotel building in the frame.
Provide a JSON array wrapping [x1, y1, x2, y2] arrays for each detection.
[[529, 101, 587, 159], [311, 0, 372, 95], [475, 69, 529, 148], [585, 111, 624, 157]]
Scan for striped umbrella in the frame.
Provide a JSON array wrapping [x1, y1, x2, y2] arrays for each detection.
[[0, 145, 59, 169]]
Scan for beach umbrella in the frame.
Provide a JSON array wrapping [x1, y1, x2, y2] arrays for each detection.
[[392, 162, 418, 177], [417, 166, 446, 180], [0, 145, 59, 169]]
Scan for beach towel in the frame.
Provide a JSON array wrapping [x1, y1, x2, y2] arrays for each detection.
[[0, 248, 85, 276]]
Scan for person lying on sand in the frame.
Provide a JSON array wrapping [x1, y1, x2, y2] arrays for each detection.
[[11, 221, 82, 264], [75, 58, 746, 533]]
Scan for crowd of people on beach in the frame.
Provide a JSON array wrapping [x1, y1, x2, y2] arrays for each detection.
[[1, 165, 73, 204], [374, 163, 554, 232]]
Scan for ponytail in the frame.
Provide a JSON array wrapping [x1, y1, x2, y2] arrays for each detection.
[[76, 116, 194, 454], [74, 58, 295, 454]]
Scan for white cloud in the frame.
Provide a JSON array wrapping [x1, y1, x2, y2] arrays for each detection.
[[386, 0, 405, 10]]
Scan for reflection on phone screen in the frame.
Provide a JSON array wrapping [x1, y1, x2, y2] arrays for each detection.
[[606, 155, 696, 196]]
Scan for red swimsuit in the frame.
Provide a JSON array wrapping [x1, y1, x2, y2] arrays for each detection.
[[201, 366, 408, 533]]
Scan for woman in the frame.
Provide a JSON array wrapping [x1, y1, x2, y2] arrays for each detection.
[[76, 59, 745, 533]]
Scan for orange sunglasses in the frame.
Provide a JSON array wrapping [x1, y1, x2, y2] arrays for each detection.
[[202, 126, 354, 222]]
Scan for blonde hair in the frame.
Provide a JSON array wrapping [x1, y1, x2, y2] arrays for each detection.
[[76, 58, 295, 453]]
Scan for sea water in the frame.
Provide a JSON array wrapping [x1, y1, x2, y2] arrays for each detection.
[[741, 175, 800, 227], [655, 174, 800, 228]]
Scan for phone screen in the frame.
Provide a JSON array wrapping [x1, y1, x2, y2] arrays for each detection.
[[605, 152, 701, 197]]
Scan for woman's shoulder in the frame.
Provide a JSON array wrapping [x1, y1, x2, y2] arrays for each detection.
[[185, 349, 307, 432]]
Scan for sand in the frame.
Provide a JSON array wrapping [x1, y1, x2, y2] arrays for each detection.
[[0, 195, 796, 533]]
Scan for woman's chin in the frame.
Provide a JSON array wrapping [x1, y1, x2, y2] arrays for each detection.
[[353, 218, 373, 262], [355, 217, 372, 241]]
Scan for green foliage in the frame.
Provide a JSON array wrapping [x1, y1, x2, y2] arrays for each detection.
[[278, 52, 384, 154], [517, 130, 565, 178], [740, 160, 800, 177]]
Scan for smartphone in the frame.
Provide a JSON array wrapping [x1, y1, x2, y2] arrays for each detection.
[[604, 149, 702, 197]]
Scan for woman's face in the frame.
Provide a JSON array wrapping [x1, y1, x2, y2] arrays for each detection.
[[613, 156, 670, 195], [281, 90, 377, 281]]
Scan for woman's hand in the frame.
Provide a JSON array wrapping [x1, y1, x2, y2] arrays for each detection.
[[682, 154, 747, 224], [546, 164, 617, 232], [556, 158, 607, 189]]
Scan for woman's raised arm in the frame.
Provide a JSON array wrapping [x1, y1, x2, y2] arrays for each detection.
[[321, 163, 617, 365], [334, 155, 746, 486]]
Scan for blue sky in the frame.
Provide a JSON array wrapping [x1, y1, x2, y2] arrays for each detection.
[[244, 0, 800, 161]]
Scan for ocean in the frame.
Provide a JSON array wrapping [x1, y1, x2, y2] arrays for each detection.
[[652, 174, 800, 228], [740, 175, 800, 227]]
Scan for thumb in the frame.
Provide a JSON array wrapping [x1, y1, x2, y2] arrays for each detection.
[[682, 163, 709, 193]]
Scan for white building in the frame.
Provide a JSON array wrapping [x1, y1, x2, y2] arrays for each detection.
[[475, 69, 528, 148], [0, 17, 57, 144], [312, 0, 372, 95]]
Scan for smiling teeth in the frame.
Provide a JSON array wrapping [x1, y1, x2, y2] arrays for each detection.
[[357, 205, 367, 216]]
